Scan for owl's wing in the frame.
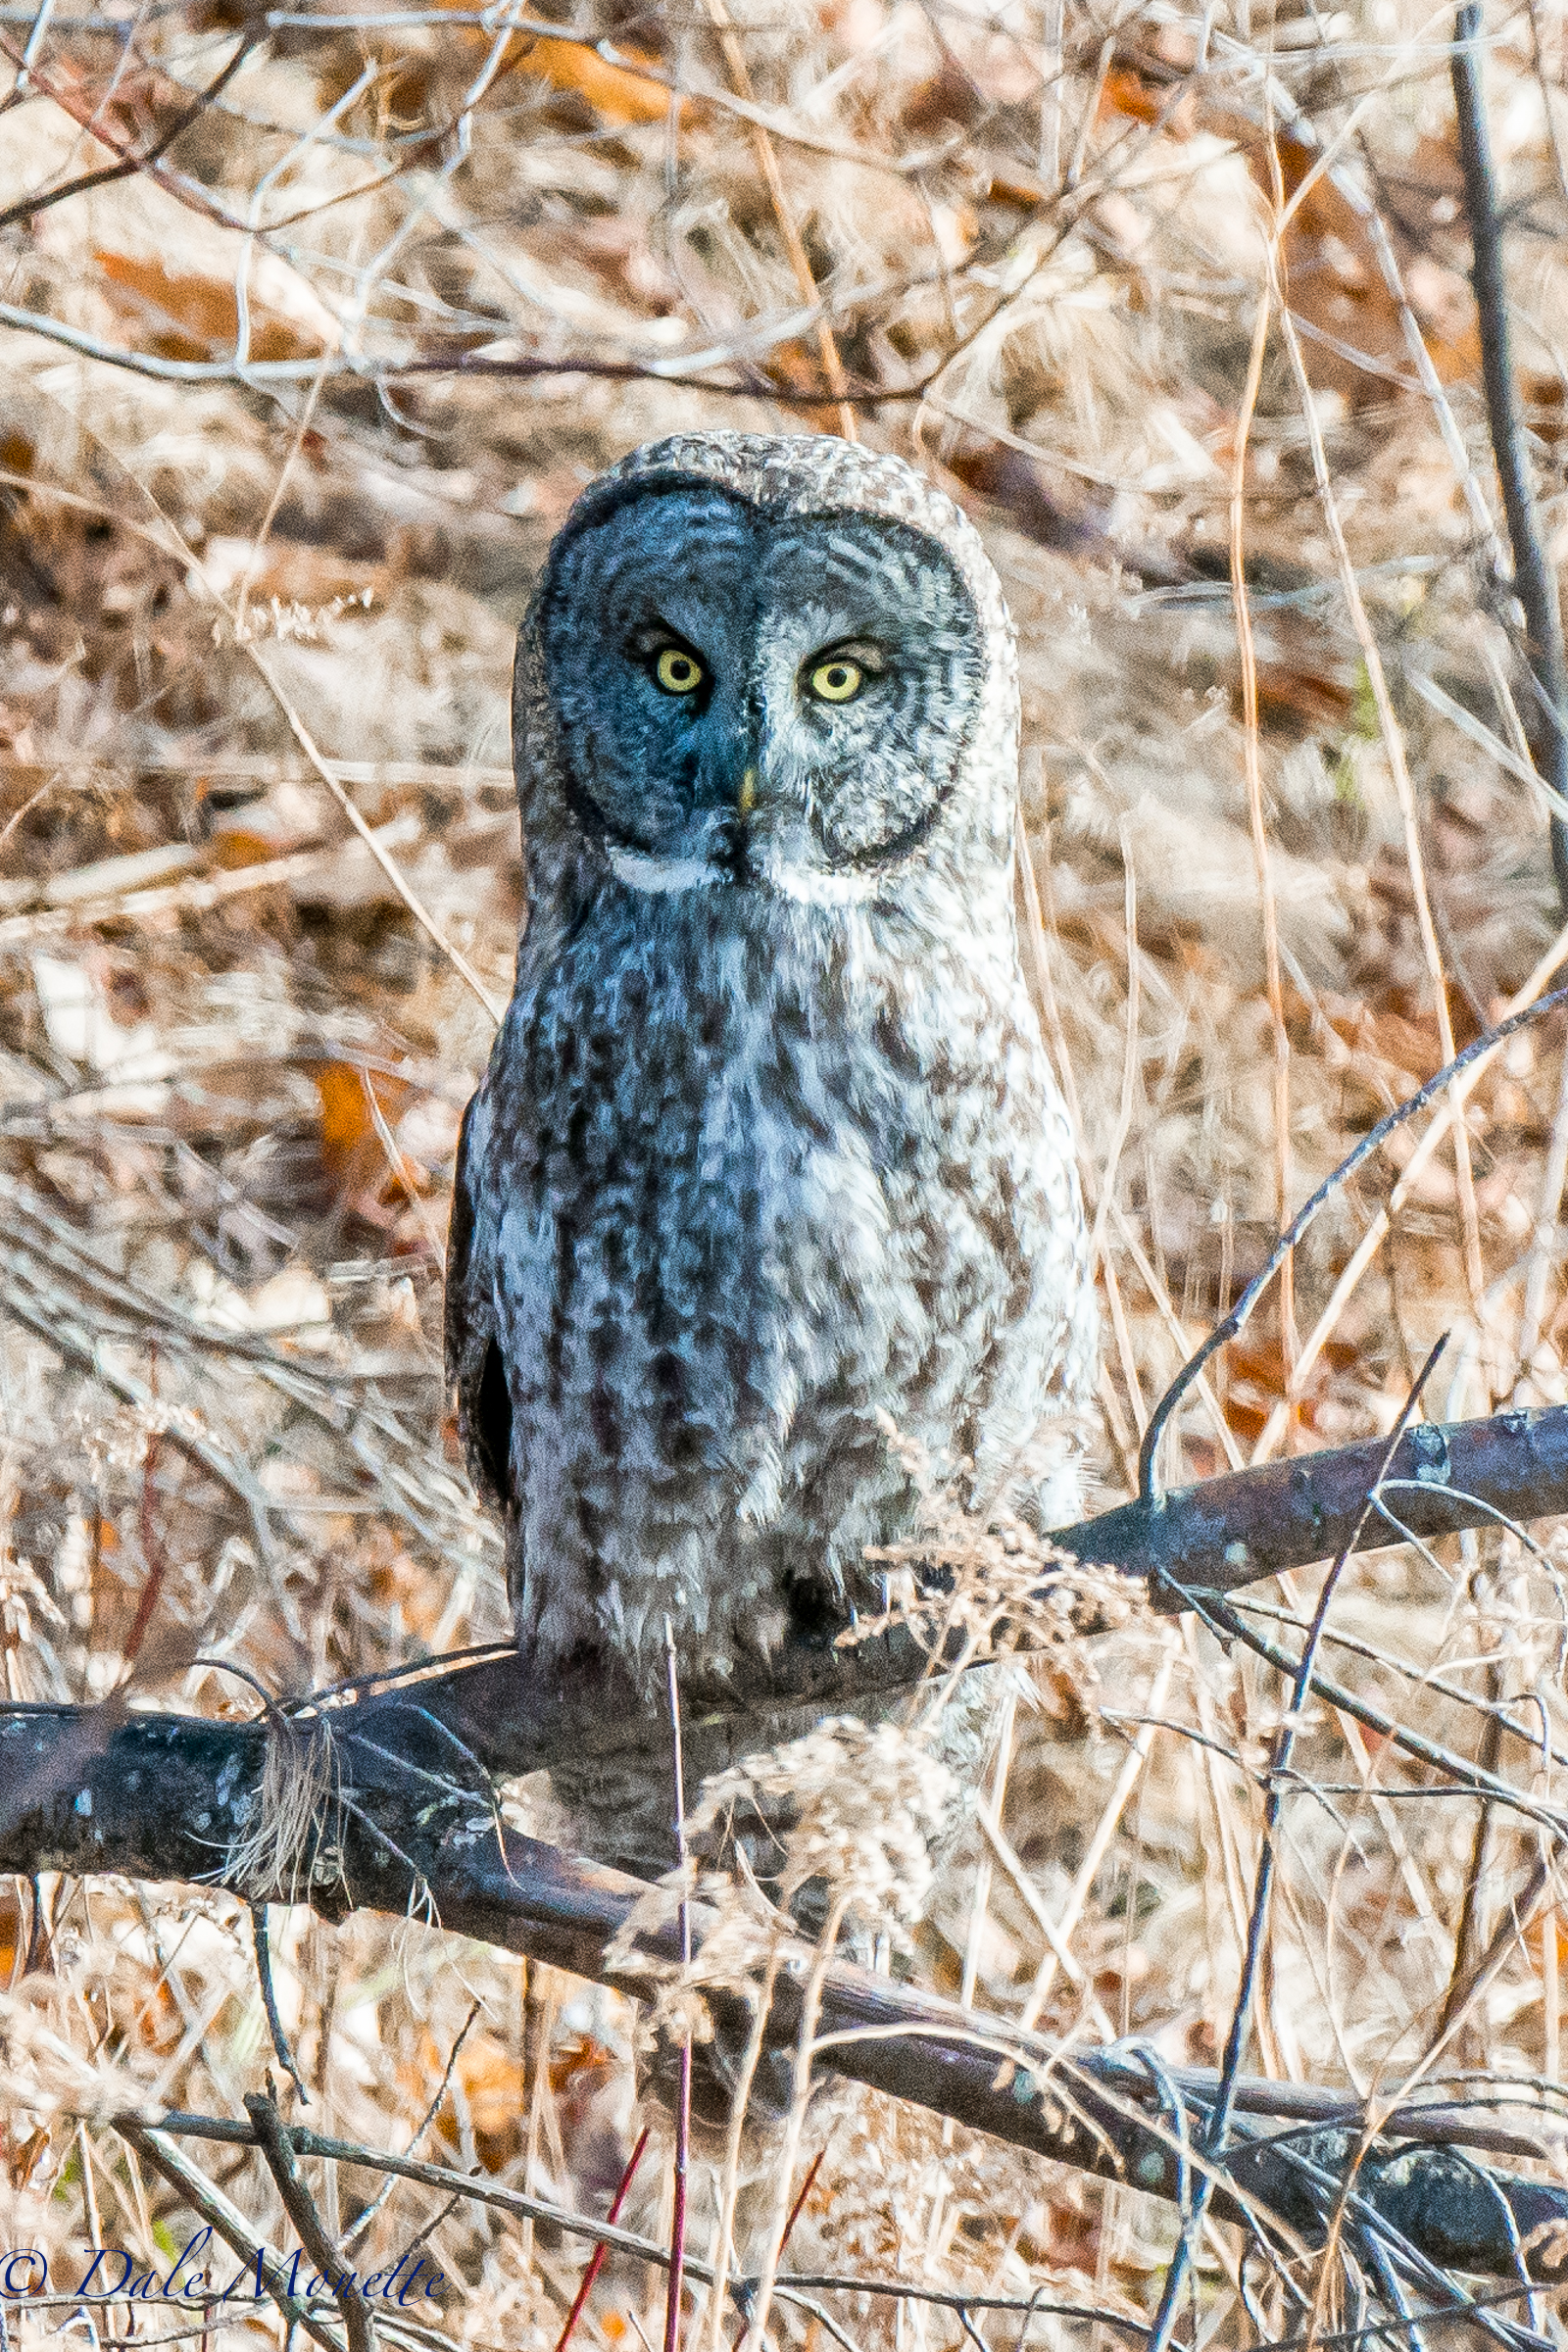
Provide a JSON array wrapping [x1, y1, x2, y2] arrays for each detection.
[[444, 1082, 518, 1515]]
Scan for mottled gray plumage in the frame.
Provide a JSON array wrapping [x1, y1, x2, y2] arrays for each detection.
[[446, 433, 1097, 1873]]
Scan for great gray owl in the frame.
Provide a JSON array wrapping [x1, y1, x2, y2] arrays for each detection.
[[446, 432, 1097, 1876]]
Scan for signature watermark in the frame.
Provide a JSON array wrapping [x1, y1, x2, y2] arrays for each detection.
[[1, 2235, 447, 2308]]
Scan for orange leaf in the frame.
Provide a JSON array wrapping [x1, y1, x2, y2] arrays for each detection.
[[95, 252, 322, 365], [6, 2126, 49, 2192], [1097, 62, 1196, 134], [1221, 1398, 1270, 1446], [1255, 662, 1354, 734], [516, 32, 674, 123], [422, 2, 675, 125], [0, 1886, 21, 1989], [314, 1060, 377, 1182], [316, 1061, 420, 1208], [1526, 1913, 1568, 1966], [1099, 65, 1165, 125], [549, 2030, 619, 2096], [212, 830, 283, 871], [432, 2033, 527, 2172]]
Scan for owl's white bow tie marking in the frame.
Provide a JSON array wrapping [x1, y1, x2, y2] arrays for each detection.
[[606, 841, 882, 906], [607, 848, 718, 893], [758, 856, 881, 906]]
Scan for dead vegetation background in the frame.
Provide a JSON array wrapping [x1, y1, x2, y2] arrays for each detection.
[[4, 0, 1568, 2344]]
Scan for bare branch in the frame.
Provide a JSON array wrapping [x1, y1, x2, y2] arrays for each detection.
[[7, 1701, 1568, 2287], [1451, 0, 1568, 907], [1140, 982, 1568, 1495], [0, 32, 259, 234], [246, 2091, 378, 2352]]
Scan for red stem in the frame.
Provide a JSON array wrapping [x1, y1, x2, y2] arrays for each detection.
[[122, 1383, 168, 1672], [553, 2124, 652, 2352], [730, 2151, 825, 2350], [662, 1619, 693, 2352], [780, 2149, 825, 2253]]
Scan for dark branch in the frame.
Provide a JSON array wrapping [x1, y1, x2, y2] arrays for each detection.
[[6, 1694, 1568, 2286], [1084, 1401, 1568, 1602], [293, 1396, 1568, 1779], [4, 1398, 1566, 1838], [1451, 0, 1568, 909], [245, 2092, 377, 2352], [0, 34, 259, 235], [8, 1388, 1568, 2296]]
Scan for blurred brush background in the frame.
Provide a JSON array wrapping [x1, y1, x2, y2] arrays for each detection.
[[4, 0, 1568, 2342]]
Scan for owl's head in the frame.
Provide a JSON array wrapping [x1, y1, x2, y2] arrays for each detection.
[[514, 435, 1017, 914]]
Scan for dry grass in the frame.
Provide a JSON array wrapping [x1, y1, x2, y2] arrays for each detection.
[[4, 0, 1568, 2344]]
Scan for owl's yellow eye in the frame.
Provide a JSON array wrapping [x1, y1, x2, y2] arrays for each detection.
[[655, 648, 705, 695], [808, 658, 863, 704]]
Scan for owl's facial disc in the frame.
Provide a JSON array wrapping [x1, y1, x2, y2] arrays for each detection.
[[750, 515, 986, 876], [538, 481, 988, 894]]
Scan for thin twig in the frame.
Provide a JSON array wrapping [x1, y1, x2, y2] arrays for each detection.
[[1231, 243, 1298, 1421], [0, 32, 258, 235], [1144, 1337, 1449, 2352], [342, 1999, 483, 2255], [238, 643, 504, 1025], [959, 1689, 1015, 2012], [122, 1411, 169, 1674], [1015, 1641, 1179, 2032], [245, 2090, 376, 2352], [119, 2121, 344, 2352], [1272, 245, 1487, 1328], [1251, 925, 1568, 1457], [1087, 816, 1142, 1281], [731, 2152, 827, 2352], [1451, 0, 1568, 909], [1139, 979, 1568, 1495], [251, 1904, 310, 2105], [701, 0, 857, 439]]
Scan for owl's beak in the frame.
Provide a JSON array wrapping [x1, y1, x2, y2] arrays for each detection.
[[737, 766, 758, 818]]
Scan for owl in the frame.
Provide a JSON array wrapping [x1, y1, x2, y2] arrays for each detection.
[[446, 432, 1097, 1876]]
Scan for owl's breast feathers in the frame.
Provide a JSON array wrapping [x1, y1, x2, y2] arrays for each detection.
[[447, 887, 1095, 1684]]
